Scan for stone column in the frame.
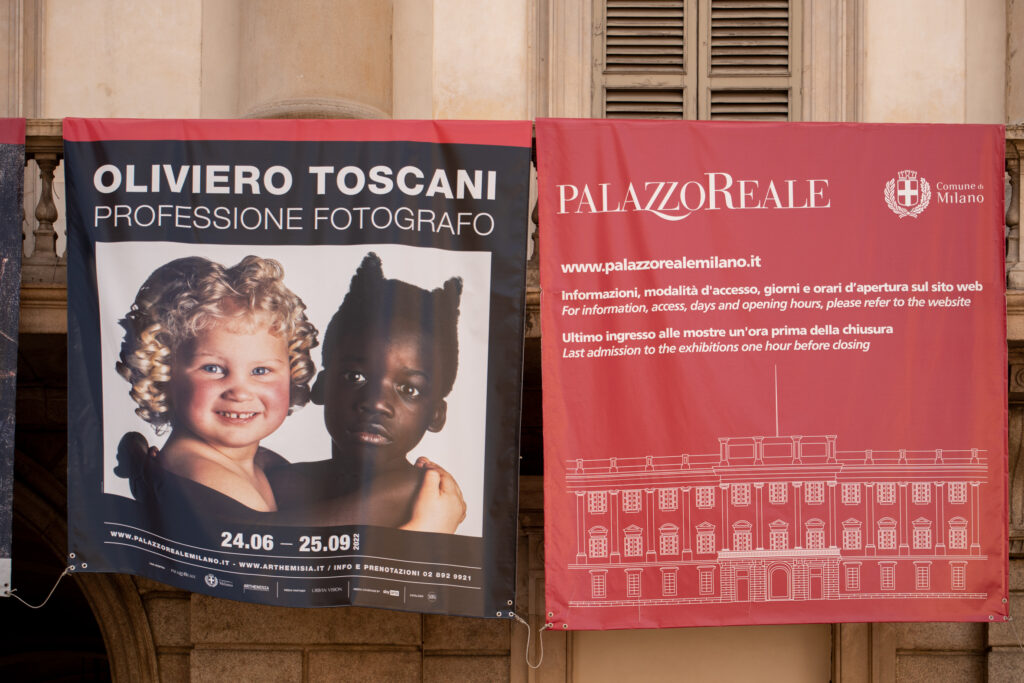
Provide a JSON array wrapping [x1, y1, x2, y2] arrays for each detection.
[[232, 0, 394, 119]]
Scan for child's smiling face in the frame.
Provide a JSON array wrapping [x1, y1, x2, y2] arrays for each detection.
[[168, 317, 292, 454], [319, 326, 447, 465]]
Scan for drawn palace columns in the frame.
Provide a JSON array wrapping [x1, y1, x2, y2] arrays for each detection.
[[682, 487, 693, 559], [898, 482, 910, 555], [575, 492, 586, 562], [645, 488, 656, 562], [934, 482, 946, 555], [757, 481, 770, 548], [610, 490, 622, 562], [826, 482, 837, 548], [721, 484, 731, 551], [755, 483, 765, 546], [798, 482, 810, 547], [865, 483, 876, 556], [970, 482, 982, 555]]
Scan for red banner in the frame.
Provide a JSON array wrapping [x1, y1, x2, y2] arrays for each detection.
[[538, 120, 1007, 629]]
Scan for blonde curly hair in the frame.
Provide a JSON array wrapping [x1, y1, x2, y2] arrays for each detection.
[[116, 255, 319, 432]]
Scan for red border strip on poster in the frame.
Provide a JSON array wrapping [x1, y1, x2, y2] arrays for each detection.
[[63, 117, 527, 147], [0, 118, 24, 145], [537, 119, 1007, 629]]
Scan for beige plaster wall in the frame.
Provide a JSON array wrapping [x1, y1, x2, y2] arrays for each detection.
[[862, 0, 965, 122], [862, 0, 1004, 123], [965, 0, 1006, 123], [572, 624, 831, 683], [1009, 0, 1024, 124], [393, 0, 434, 118], [432, 0, 529, 119], [41, 0, 202, 117], [199, 0, 241, 117]]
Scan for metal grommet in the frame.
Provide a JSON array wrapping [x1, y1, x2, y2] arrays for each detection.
[[562, 624, 568, 629], [1003, 598, 1008, 603], [989, 615, 995, 620], [548, 611, 554, 618], [81, 563, 88, 569], [68, 553, 76, 559], [507, 600, 513, 606], [496, 611, 502, 617]]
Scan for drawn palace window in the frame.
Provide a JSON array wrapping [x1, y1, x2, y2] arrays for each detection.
[[658, 487, 679, 511], [912, 482, 931, 505], [841, 483, 860, 505], [661, 567, 679, 597], [623, 525, 644, 557], [805, 519, 825, 550], [948, 517, 969, 550], [695, 486, 715, 509], [625, 569, 642, 598], [588, 526, 609, 558], [732, 521, 753, 552], [912, 518, 932, 550], [588, 491, 608, 514], [698, 565, 715, 595], [590, 570, 607, 599], [844, 563, 861, 591], [696, 522, 716, 554], [731, 483, 751, 507], [659, 524, 680, 556], [951, 561, 967, 591], [880, 562, 896, 591], [948, 482, 968, 505], [804, 481, 825, 504], [914, 562, 931, 591], [622, 489, 642, 513], [877, 482, 896, 505], [842, 519, 862, 550], [877, 518, 897, 551], [769, 482, 788, 505], [769, 520, 789, 550]]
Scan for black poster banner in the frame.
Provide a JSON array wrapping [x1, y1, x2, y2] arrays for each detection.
[[0, 119, 24, 594], [65, 119, 531, 616]]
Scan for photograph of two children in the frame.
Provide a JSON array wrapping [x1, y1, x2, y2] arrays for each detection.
[[64, 119, 532, 616]]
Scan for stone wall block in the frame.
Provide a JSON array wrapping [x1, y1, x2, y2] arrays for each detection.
[[156, 652, 189, 682], [307, 650, 421, 682], [144, 596, 192, 648], [134, 576, 183, 595], [423, 655, 509, 682], [1009, 557, 1024, 586], [423, 614, 510, 651], [190, 596, 420, 645], [986, 593, 1024, 646], [988, 648, 1024, 683], [895, 653, 985, 682], [190, 649, 303, 683], [893, 621, 986, 650]]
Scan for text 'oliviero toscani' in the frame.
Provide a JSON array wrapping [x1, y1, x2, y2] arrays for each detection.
[[557, 172, 830, 222], [89, 163, 501, 236]]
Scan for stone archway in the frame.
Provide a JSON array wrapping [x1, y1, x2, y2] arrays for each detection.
[[12, 452, 159, 682]]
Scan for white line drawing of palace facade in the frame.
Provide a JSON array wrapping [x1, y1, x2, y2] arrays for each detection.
[[565, 433, 988, 608]]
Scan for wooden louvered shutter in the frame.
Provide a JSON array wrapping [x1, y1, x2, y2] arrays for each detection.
[[594, 0, 801, 120], [699, 0, 801, 120], [593, 0, 698, 119]]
